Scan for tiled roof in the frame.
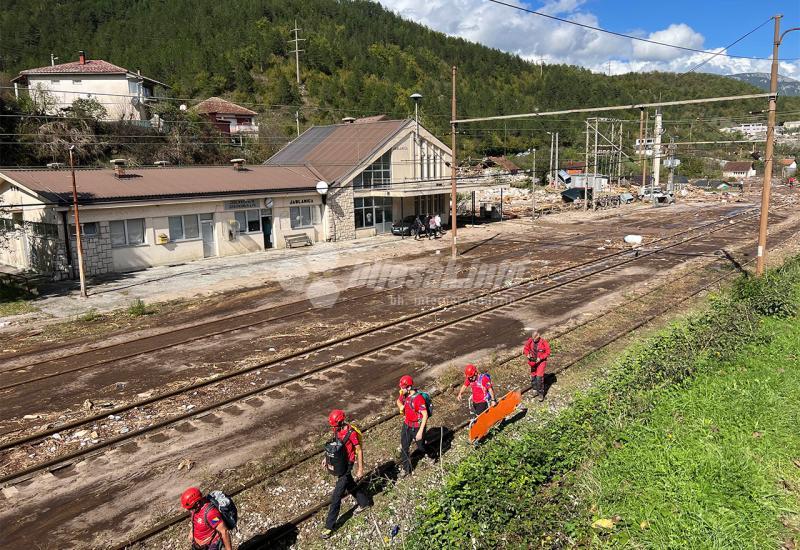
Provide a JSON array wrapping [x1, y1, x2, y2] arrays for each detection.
[[194, 97, 258, 117], [1, 165, 320, 205], [19, 59, 129, 75], [265, 119, 410, 183], [14, 59, 167, 86], [723, 161, 754, 172]]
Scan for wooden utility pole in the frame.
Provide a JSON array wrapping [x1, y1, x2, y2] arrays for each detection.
[[584, 120, 589, 211], [450, 66, 458, 259], [756, 15, 794, 276], [69, 147, 87, 298]]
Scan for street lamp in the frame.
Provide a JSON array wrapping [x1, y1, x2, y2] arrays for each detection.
[[316, 180, 330, 241], [755, 15, 800, 276]]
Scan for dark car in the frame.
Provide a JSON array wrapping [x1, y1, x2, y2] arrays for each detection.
[[392, 215, 419, 236], [561, 187, 593, 203]]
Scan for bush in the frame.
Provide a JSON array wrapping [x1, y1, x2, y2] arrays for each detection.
[[127, 299, 150, 316]]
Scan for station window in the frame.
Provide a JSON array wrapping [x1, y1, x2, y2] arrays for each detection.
[[233, 209, 261, 233], [353, 150, 391, 189], [354, 197, 392, 229], [68, 222, 99, 238], [168, 214, 201, 241], [290, 205, 319, 229], [110, 218, 145, 247]]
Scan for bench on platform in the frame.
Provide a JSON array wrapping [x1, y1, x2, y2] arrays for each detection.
[[284, 233, 313, 248]]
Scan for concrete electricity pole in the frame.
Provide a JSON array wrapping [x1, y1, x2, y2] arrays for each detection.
[[450, 66, 458, 259], [652, 109, 663, 206], [69, 147, 87, 298], [531, 147, 536, 222], [289, 21, 305, 138], [592, 121, 598, 211], [584, 120, 590, 211], [548, 132, 554, 187], [756, 15, 799, 276]]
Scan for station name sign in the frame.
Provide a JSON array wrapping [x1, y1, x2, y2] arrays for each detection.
[[224, 199, 258, 210], [289, 198, 316, 205]]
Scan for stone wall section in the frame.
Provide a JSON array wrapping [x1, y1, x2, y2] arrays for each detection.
[[69, 221, 113, 277], [327, 183, 356, 241]]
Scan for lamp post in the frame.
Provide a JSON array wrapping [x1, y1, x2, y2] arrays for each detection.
[[756, 15, 799, 276], [316, 180, 329, 241], [410, 93, 422, 181]]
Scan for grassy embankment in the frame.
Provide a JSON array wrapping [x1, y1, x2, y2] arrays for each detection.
[[408, 257, 800, 548]]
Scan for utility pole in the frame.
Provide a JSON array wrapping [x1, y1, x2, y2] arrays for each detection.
[[289, 20, 304, 86], [548, 132, 554, 188], [450, 66, 458, 259], [667, 137, 676, 194], [652, 110, 663, 204], [69, 147, 87, 298], [592, 120, 598, 211], [584, 120, 590, 211], [554, 131, 559, 188], [638, 108, 644, 191], [295, 110, 300, 137], [50, 53, 58, 66], [756, 15, 798, 276], [642, 111, 649, 200], [531, 147, 536, 222]]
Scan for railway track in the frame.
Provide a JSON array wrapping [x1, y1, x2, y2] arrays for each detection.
[[0, 217, 644, 383], [0, 203, 726, 373], [114, 211, 799, 549], [0, 206, 766, 487]]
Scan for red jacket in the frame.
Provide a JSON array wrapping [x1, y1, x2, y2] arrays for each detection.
[[523, 337, 550, 367]]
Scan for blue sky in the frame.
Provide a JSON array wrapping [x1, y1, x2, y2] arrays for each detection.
[[378, 0, 800, 79]]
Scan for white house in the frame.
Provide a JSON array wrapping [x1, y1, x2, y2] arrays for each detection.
[[11, 51, 168, 120], [722, 161, 756, 179]]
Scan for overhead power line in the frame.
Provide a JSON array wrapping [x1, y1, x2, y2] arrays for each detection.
[[486, 0, 799, 61], [684, 19, 773, 73]]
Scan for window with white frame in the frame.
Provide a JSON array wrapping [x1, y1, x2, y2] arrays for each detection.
[[353, 150, 391, 189], [290, 205, 319, 229], [168, 214, 203, 241], [233, 209, 261, 233], [110, 218, 145, 247], [68, 222, 99, 238]]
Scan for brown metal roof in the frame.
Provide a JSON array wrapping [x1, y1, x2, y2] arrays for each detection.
[[723, 161, 754, 172], [265, 119, 410, 182], [2, 165, 320, 205], [194, 97, 258, 117]]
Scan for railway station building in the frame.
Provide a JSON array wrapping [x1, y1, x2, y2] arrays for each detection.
[[0, 116, 494, 279]]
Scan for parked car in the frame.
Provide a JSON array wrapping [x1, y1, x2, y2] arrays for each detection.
[[392, 215, 419, 236]]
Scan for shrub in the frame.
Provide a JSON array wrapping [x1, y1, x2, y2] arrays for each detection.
[[127, 299, 150, 316]]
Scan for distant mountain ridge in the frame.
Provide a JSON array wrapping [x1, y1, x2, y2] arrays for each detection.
[[725, 73, 800, 96]]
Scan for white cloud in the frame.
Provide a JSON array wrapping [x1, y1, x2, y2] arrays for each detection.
[[377, 0, 800, 80]]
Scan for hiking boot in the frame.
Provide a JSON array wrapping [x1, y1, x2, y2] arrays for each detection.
[[539, 391, 545, 402], [320, 528, 333, 540]]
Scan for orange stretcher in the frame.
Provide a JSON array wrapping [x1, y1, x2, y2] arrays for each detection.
[[468, 390, 522, 442]]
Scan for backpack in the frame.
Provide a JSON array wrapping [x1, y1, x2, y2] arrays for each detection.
[[205, 490, 238, 530], [417, 391, 433, 419], [325, 427, 353, 476], [476, 373, 492, 401]]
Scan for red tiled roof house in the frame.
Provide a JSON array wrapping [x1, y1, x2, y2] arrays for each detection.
[[194, 97, 259, 137]]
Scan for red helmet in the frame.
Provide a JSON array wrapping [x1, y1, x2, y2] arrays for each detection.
[[399, 375, 414, 389], [464, 364, 477, 378], [181, 487, 202, 510], [328, 409, 346, 427]]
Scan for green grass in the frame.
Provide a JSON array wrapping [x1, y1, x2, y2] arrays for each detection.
[[126, 298, 151, 316], [0, 284, 37, 316], [580, 317, 800, 548]]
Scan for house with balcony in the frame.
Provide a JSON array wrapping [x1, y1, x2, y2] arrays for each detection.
[[194, 97, 259, 137], [11, 51, 167, 120]]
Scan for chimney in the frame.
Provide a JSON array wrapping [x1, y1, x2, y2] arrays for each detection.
[[341, 117, 356, 124], [78, 50, 86, 65], [231, 158, 246, 171], [110, 158, 127, 177]]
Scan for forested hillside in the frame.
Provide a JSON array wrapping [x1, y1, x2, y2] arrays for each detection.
[[1, 0, 798, 166]]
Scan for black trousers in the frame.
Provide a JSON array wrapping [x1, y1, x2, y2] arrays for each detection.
[[472, 400, 489, 416], [400, 423, 429, 474], [325, 466, 370, 530]]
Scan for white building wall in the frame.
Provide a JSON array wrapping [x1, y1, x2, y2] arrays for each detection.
[[26, 74, 147, 120]]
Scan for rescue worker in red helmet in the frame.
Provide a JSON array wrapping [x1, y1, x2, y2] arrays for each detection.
[[457, 364, 496, 421], [320, 409, 371, 539], [181, 487, 233, 550], [396, 375, 431, 477], [523, 330, 551, 401]]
